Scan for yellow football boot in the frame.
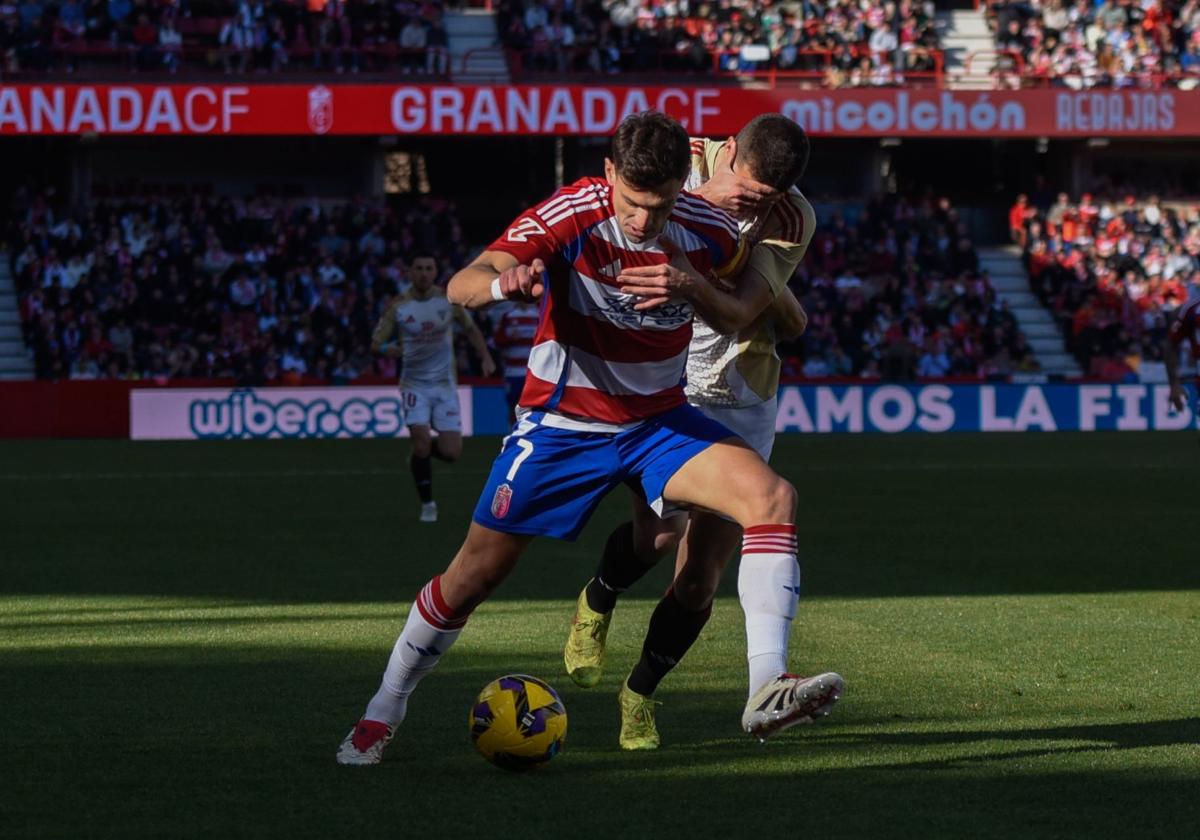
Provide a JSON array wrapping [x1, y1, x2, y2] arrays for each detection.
[[563, 585, 612, 688], [618, 681, 661, 751]]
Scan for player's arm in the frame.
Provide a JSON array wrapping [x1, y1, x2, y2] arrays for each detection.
[[370, 300, 403, 359], [769, 287, 807, 340], [616, 236, 771, 333], [454, 305, 497, 377], [1164, 310, 1189, 411], [449, 198, 568, 309]]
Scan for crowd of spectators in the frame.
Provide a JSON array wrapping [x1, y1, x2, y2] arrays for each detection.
[[988, 0, 1200, 89], [497, 0, 942, 86], [1012, 190, 1200, 379], [5, 187, 488, 382], [0, 0, 451, 76], [4, 186, 1042, 384], [785, 193, 1037, 380]]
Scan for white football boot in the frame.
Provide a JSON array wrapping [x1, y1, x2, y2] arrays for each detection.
[[742, 672, 844, 741], [419, 501, 438, 523], [336, 719, 395, 766]]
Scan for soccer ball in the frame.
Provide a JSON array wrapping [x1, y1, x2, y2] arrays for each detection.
[[470, 674, 567, 771]]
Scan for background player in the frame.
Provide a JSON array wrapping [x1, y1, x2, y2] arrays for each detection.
[[489, 299, 540, 421], [1165, 289, 1199, 423], [371, 252, 495, 523], [337, 112, 804, 766], [563, 115, 843, 747]]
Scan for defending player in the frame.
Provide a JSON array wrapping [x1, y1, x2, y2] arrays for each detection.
[[337, 112, 802, 765], [563, 115, 843, 748], [371, 252, 496, 523], [1164, 292, 1199, 422]]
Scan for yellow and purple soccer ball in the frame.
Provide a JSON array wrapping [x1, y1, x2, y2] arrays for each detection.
[[470, 675, 567, 771]]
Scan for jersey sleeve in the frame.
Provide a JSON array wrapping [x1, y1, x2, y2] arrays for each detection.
[[712, 234, 750, 281], [744, 194, 817, 297], [487, 182, 595, 265]]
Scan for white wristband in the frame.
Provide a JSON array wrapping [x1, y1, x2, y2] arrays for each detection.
[[490, 277, 505, 302]]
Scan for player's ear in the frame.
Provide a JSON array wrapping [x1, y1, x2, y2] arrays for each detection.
[[724, 137, 738, 170], [604, 158, 616, 185]]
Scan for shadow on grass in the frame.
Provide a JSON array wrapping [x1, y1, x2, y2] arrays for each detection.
[[1, 643, 1198, 839]]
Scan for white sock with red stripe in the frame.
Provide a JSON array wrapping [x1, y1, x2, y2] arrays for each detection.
[[364, 575, 470, 727], [738, 524, 801, 698]]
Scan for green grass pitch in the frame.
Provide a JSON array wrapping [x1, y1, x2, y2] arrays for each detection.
[[1, 433, 1198, 839]]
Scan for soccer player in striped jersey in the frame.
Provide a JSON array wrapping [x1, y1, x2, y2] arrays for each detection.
[[371, 253, 495, 523], [1165, 293, 1200, 421], [490, 300, 540, 419], [563, 115, 844, 747], [337, 112, 803, 765]]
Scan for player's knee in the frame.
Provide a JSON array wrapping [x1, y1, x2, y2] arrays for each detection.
[[410, 436, 432, 458], [746, 475, 796, 525], [436, 438, 462, 462], [646, 528, 681, 559]]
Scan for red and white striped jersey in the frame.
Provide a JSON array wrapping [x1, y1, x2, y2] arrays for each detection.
[[492, 301, 540, 379], [1168, 298, 1200, 369], [488, 176, 747, 426]]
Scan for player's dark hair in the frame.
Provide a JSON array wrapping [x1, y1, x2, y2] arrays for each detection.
[[409, 251, 437, 264], [611, 112, 691, 189], [735, 114, 810, 191]]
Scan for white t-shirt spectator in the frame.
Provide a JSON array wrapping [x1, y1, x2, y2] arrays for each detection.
[[803, 356, 831, 377], [917, 350, 950, 378], [230, 276, 259, 308], [318, 259, 346, 286], [869, 28, 898, 56], [400, 20, 427, 49], [281, 349, 308, 374]]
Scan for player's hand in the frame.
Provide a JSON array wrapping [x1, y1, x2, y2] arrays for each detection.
[[480, 353, 497, 378], [497, 258, 546, 302], [1168, 384, 1187, 412], [693, 145, 776, 216], [617, 236, 706, 311]]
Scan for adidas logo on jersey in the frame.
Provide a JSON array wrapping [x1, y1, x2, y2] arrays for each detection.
[[598, 259, 622, 279]]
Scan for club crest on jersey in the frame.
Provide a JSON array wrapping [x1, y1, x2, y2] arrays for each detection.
[[506, 218, 546, 243], [491, 483, 513, 518]]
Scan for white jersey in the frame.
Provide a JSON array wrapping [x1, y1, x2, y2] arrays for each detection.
[[373, 290, 459, 387], [683, 137, 816, 408]]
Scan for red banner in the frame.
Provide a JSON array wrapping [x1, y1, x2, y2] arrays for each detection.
[[0, 83, 1195, 137]]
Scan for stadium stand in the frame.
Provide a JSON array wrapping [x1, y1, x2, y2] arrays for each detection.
[[4, 183, 1042, 384], [785, 193, 1038, 379], [986, 0, 1200, 89], [0, 0, 454, 77], [3, 187, 489, 381], [1014, 191, 1200, 379], [496, 0, 944, 86]]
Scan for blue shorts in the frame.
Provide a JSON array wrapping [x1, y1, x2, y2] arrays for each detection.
[[473, 404, 735, 541]]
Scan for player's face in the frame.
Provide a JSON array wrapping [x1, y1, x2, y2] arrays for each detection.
[[725, 139, 782, 216], [605, 158, 683, 244], [410, 258, 437, 292]]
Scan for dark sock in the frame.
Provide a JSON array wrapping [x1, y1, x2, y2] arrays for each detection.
[[411, 454, 433, 503], [626, 589, 712, 697], [584, 522, 656, 613]]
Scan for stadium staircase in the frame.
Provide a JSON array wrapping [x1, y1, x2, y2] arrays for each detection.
[[0, 254, 32, 380], [978, 246, 1081, 377], [447, 9, 508, 83], [939, 8, 997, 89]]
